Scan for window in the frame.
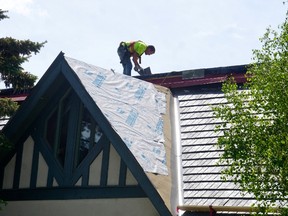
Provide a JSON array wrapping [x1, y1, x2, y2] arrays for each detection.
[[77, 107, 103, 165], [44, 88, 104, 169], [45, 89, 73, 167]]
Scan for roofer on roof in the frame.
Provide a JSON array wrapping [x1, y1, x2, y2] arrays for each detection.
[[117, 40, 155, 76]]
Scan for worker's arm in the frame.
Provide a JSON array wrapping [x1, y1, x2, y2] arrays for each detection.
[[132, 52, 142, 71]]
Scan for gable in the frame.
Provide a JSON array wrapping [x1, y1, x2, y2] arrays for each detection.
[[1, 82, 141, 194], [0, 53, 173, 216]]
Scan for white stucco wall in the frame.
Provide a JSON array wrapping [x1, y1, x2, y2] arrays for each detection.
[[19, 136, 34, 188], [0, 198, 159, 216]]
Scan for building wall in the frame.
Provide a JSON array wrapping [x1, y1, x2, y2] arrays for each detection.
[[3, 136, 138, 189], [0, 198, 159, 216], [1, 136, 156, 215]]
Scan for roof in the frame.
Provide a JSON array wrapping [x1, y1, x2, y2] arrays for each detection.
[[137, 64, 247, 89], [0, 88, 30, 101], [1, 52, 173, 216], [0, 89, 29, 130]]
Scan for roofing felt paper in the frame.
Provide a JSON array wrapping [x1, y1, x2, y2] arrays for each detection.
[[65, 57, 168, 175]]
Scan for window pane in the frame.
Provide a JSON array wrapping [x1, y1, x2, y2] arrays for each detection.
[[79, 120, 92, 162], [57, 94, 71, 167], [94, 124, 102, 144], [45, 109, 58, 149], [77, 107, 103, 165]]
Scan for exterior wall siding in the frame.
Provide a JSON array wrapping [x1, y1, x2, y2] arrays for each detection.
[[176, 88, 255, 208]]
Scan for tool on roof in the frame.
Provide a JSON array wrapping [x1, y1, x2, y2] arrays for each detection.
[[136, 67, 152, 76]]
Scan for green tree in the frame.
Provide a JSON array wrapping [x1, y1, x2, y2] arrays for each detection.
[[0, 8, 45, 146], [0, 9, 45, 118], [213, 10, 288, 215], [0, 8, 45, 210], [0, 10, 46, 89]]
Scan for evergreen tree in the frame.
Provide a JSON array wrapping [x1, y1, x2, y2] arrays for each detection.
[[0, 9, 45, 147], [0, 9, 46, 89]]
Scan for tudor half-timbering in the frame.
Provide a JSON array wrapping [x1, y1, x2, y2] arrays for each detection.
[[0, 53, 176, 216]]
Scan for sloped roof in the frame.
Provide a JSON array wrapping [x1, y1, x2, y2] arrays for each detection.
[[64, 56, 168, 175], [1, 52, 173, 216]]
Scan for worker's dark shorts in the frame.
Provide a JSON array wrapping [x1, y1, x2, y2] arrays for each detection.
[[117, 42, 129, 63]]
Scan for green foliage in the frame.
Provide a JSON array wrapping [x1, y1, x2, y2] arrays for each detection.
[[0, 9, 8, 20], [0, 98, 18, 149], [213, 10, 288, 214], [0, 9, 44, 149], [0, 200, 7, 210], [0, 36, 45, 88], [0, 98, 19, 117], [0, 10, 46, 89]]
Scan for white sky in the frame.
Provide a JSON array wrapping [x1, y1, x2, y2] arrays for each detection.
[[0, 0, 287, 86]]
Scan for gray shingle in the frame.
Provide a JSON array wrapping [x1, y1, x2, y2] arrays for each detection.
[[180, 111, 215, 120], [182, 137, 218, 146], [178, 89, 256, 207], [0, 117, 9, 131], [182, 151, 222, 161]]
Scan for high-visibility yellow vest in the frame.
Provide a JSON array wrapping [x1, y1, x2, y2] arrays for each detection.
[[125, 41, 147, 56]]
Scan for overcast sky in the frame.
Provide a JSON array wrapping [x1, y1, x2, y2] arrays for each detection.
[[0, 0, 287, 86]]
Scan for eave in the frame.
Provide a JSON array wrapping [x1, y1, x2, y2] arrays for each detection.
[[138, 64, 248, 89], [177, 205, 280, 214]]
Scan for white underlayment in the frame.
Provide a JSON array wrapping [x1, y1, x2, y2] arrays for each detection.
[[65, 56, 168, 175]]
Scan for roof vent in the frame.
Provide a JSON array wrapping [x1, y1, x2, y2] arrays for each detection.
[[182, 69, 205, 79]]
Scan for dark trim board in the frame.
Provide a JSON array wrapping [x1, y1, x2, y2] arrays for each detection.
[[13, 142, 23, 189], [31, 131, 65, 186], [0, 186, 146, 201], [30, 143, 39, 189]]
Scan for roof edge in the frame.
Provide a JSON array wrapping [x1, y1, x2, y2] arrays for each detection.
[[177, 205, 280, 213], [138, 64, 248, 88]]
